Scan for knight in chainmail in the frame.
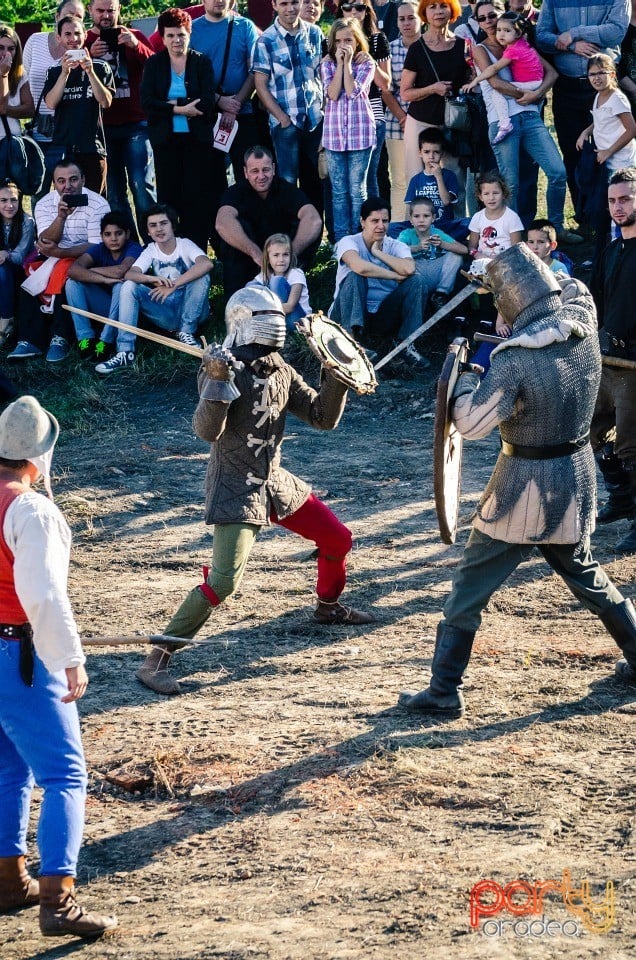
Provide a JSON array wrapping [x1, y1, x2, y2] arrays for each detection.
[[135, 286, 373, 696], [400, 243, 636, 719]]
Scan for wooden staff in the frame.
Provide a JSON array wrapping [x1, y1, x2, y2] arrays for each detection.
[[62, 306, 205, 358], [82, 634, 236, 647]]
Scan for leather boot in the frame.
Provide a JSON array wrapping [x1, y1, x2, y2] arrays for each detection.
[[598, 598, 636, 684], [136, 644, 182, 695], [314, 599, 375, 625], [615, 466, 636, 552], [399, 621, 475, 718], [596, 445, 635, 524], [0, 317, 13, 349], [0, 856, 39, 912], [39, 876, 117, 938]]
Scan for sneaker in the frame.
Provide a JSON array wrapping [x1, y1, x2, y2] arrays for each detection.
[[176, 331, 200, 348], [404, 343, 430, 369], [429, 291, 449, 314], [94, 339, 113, 361], [95, 351, 135, 375], [7, 340, 42, 360], [492, 120, 513, 144], [77, 337, 96, 361], [46, 335, 70, 363]]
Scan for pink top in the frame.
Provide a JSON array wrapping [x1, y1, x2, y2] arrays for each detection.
[[505, 38, 543, 83]]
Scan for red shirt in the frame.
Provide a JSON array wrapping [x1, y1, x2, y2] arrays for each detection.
[[0, 481, 29, 625]]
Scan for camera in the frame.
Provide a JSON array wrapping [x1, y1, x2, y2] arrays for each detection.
[[63, 193, 89, 208], [66, 49, 86, 62], [100, 27, 120, 52]]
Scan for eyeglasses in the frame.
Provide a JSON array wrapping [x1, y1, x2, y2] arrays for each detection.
[[341, 3, 367, 11], [588, 71, 611, 78], [477, 12, 498, 22]]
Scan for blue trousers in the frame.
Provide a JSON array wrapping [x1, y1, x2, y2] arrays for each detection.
[[0, 640, 86, 875], [116, 275, 210, 353], [104, 121, 156, 241], [0, 260, 20, 318], [268, 275, 305, 331], [65, 279, 122, 343]]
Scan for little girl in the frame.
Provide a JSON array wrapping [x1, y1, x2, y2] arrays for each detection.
[[252, 234, 312, 331], [576, 55, 636, 172], [468, 171, 523, 260], [0, 179, 35, 347], [463, 12, 543, 144]]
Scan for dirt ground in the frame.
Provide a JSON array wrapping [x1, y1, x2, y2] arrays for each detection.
[[1, 343, 635, 960]]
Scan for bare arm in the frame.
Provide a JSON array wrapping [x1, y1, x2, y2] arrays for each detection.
[[281, 282, 303, 314], [1, 80, 35, 119], [400, 67, 450, 103], [215, 205, 262, 266], [291, 204, 322, 257], [254, 71, 290, 126], [341, 248, 403, 281], [595, 112, 636, 166], [69, 253, 138, 283], [373, 58, 391, 92]]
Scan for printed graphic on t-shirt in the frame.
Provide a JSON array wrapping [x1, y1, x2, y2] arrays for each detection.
[[148, 256, 189, 281]]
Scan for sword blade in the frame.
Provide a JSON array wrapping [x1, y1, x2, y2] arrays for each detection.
[[62, 306, 205, 358], [374, 284, 477, 371]]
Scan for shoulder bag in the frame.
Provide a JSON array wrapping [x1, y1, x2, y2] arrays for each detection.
[[0, 115, 46, 195], [419, 37, 472, 132]]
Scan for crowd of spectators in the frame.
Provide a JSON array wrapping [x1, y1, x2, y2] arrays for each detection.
[[0, 0, 633, 376]]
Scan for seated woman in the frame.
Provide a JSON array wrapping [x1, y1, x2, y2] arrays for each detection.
[[0, 179, 35, 348]]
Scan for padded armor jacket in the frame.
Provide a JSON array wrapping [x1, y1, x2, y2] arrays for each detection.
[[452, 281, 601, 544], [194, 353, 348, 525]]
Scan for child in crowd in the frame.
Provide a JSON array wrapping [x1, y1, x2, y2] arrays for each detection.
[[526, 219, 573, 276], [66, 212, 143, 361], [251, 234, 311, 331], [403, 128, 466, 238], [398, 197, 467, 312], [576, 54, 636, 171], [0, 180, 35, 348], [463, 12, 543, 144], [468, 171, 523, 259]]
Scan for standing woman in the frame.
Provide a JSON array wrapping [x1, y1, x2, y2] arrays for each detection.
[[384, 2, 422, 222], [43, 16, 114, 195], [336, 0, 391, 199], [141, 8, 221, 251], [22, 1, 86, 201], [400, 0, 470, 210], [0, 26, 35, 145], [321, 18, 376, 240], [0, 180, 35, 348]]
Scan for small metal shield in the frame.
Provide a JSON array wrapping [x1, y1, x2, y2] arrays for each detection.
[[297, 313, 378, 395], [433, 337, 470, 544]]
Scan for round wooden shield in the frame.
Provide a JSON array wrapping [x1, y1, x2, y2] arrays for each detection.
[[433, 338, 470, 544], [297, 313, 378, 395]]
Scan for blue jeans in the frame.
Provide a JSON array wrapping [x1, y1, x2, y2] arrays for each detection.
[[366, 120, 385, 199], [268, 275, 305, 331], [331, 271, 426, 339], [412, 252, 463, 296], [105, 122, 156, 240], [0, 261, 20, 317], [489, 112, 567, 229], [65, 279, 122, 343], [0, 641, 87, 875], [116, 276, 210, 353], [270, 121, 323, 188], [324, 147, 372, 241]]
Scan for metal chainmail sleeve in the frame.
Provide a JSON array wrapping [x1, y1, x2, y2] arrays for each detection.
[[467, 292, 602, 542]]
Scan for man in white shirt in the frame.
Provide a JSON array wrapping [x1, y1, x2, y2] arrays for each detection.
[[330, 197, 428, 368], [8, 159, 109, 363], [95, 203, 213, 373], [0, 395, 117, 938]]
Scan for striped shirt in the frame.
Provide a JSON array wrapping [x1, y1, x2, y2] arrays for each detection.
[[34, 189, 110, 248], [385, 36, 408, 140], [320, 56, 376, 152], [252, 18, 323, 131], [22, 32, 59, 137]]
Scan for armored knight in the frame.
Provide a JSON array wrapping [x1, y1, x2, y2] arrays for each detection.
[[400, 244, 636, 719], [136, 286, 373, 696]]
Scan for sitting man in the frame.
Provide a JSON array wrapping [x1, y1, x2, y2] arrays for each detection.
[[95, 204, 213, 374], [66, 211, 143, 362], [8, 159, 110, 363], [330, 197, 428, 367], [215, 145, 322, 300]]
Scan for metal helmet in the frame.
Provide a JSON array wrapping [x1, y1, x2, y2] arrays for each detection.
[[484, 243, 561, 324], [223, 285, 287, 351]]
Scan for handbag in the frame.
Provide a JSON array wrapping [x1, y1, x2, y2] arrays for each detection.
[[25, 88, 55, 141], [0, 115, 46, 195], [419, 38, 472, 132]]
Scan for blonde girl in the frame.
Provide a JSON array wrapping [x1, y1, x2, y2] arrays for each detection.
[[576, 55, 636, 171], [252, 234, 312, 330], [468, 170, 523, 259]]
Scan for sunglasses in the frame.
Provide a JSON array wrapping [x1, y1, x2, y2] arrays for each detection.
[[477, 12, 498, 22], [341, 3, 367, 10]]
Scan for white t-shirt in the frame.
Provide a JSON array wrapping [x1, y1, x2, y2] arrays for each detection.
[[333, 233, 413, 313], [0, 78, 27, 139], [252, 267, 311, 314], [592, 89, 636, 170], [133, 238, 208, 280], [469, 207, 524, 257]]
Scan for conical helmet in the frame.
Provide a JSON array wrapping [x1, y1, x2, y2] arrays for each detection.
[[484, 243, 561, 324]]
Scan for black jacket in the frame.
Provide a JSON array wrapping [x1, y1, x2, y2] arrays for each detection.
[[141, 49, 215, 147]]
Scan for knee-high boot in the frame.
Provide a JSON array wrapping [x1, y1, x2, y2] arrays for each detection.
[[598, 597, 636, 683], [398, 621, 475, 718]]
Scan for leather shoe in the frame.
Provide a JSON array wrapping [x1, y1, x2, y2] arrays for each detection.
[[615, 658, 636, 683], [314, 600, 375, 625], [597, 497, 635, 524], [398, 687, 465, 718]]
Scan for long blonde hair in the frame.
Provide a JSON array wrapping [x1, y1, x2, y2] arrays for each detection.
[[261, 233, 297, 283], [327, 18, 370, 60]]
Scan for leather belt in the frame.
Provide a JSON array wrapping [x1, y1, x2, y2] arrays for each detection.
[[501, 433, 590, 460], [0, 623, 34, 687], [0, 622, 31, 640]]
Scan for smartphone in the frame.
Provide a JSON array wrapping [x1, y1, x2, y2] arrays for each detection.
[[100, 27, 120, 51], [65, 49, 85, 62], [63, 193, 89, 208]]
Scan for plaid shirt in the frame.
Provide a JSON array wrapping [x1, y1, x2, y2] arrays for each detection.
[[252, 18, 323, 131], [320, 57, 376, 152], [385, 36, 408, 140]]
